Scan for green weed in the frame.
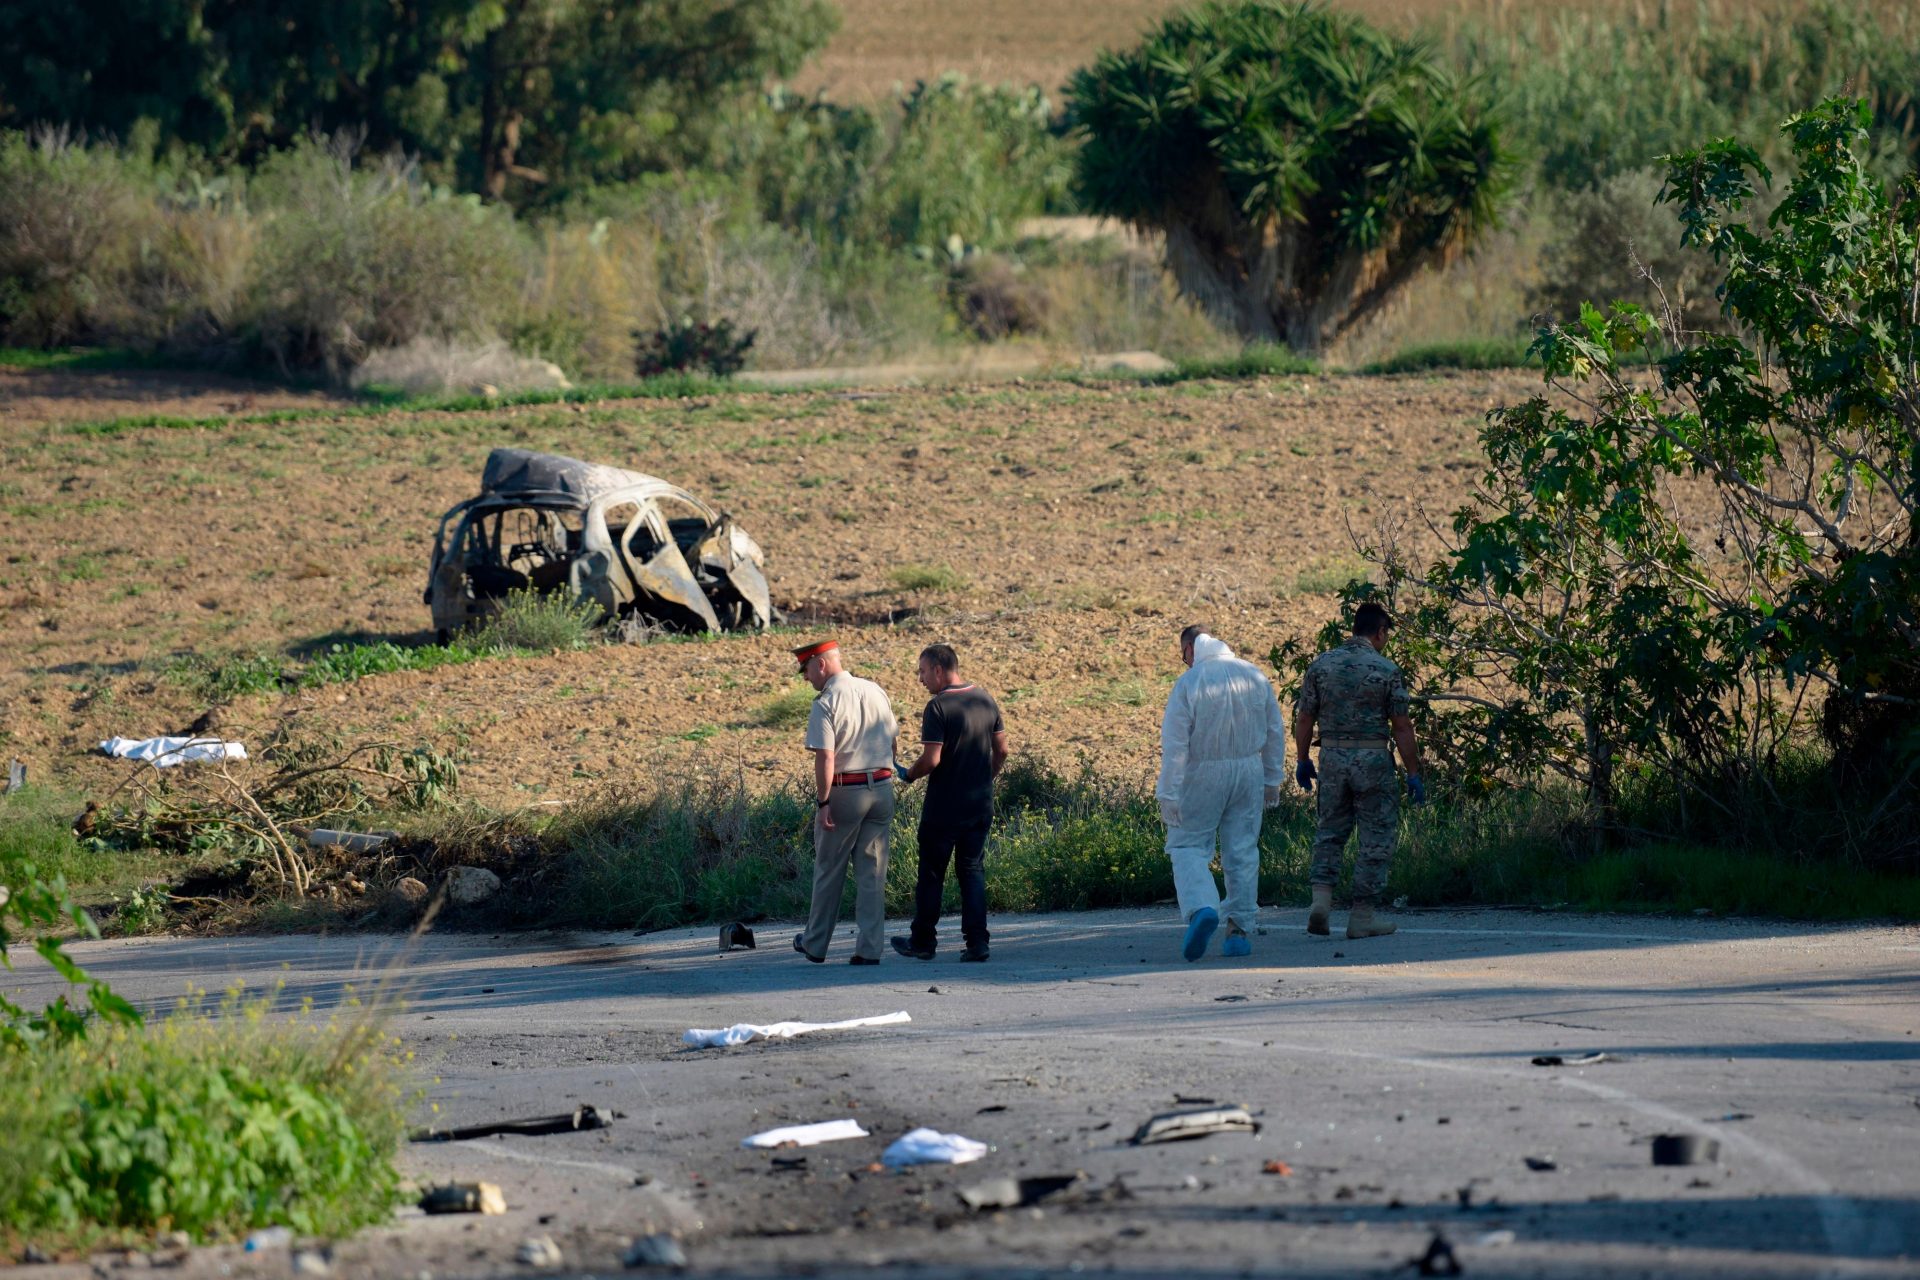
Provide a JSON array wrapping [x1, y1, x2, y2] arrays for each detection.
[[757, 686, 816, 729], [888, 563, 967, 592]]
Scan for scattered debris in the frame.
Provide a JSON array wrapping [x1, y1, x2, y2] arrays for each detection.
[[1531, 1052, 1607, 1067], [99, 735, 247, 768], [883, 1127, 989, 1167], [242, 1227, 292, 1251], [1261, 1160, 1294, 1176], [1716, 1112, 1754, 1122], [1652, 1134, 1720, 1166], [5, 759, 23, 794], [623, 1235, 688, 1269], [1523, 1155, 1558, 1172], [420, 1182, 508, 1215], [769, 1155, 808, 1172], [516, 1236, 563, 1268], [305, 828, 394, 853], [718, 921, 756, 952], [446, 865, 501, 905], [683, 1010, 911, 1049], [291, 1246, 333, 1275], [427, 447, 773, 638], [1132, 1106, 1259, 1145], [1471, 1229, 1515, 1248], [1213, 995, 1249, 1003], [957, 1174, 1083, 1210], [413, 1104, 610, 1143], [742, 1119, 869, 1149], [1410, 1231, 1463, 1276], [976, 1104, 1007, 1115]]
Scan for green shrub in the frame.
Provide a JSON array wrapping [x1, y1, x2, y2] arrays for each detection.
[[1359, 337, 1536, 374], [634, 317, 756, 377], [248, 140, 523, 378], [0, 132, 158, 348], [468, 589, 602, 653], [888, 563, 967, 592], [0, 994, 408, 1242]]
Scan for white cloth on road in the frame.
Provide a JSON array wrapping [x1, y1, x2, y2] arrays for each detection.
[[1156, 635, 1286, 932], [881, 1127, 988, 1167], [682, 1010, 910, 1049], [100, 735, 248, 768], [741, 1119, 870, 1149]]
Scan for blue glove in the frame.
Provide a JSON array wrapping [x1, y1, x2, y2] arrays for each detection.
[[1406, 774, 1427, 806], [1295, 758, 1316, 791]]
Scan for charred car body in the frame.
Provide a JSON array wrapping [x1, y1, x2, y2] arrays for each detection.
[[427, 448, 772, 639]]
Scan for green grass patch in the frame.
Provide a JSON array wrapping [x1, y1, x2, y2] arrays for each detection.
[[1278, 552, 1371, 598], [756, 686, 816, 729], [0, 992, 409, 1245], [0, 347, 181, 371], [888, 563, 967, 592], [1359, 337, 1537, 375], [0, 786, 174, 901]]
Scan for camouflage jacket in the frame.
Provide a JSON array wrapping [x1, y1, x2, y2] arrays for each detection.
[[1298, 637, 1409, 739]]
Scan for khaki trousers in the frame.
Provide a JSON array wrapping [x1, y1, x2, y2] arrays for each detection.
[[801, 780, 895, 960]]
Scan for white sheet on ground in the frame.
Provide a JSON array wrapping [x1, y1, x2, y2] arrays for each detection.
[[100, 735, 248, 768], [741, 1119, 870, 1149], [882, 1127, 988, 1167], [683, 1010, 910, 1049]]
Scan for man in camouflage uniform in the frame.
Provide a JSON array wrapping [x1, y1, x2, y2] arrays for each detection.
[[1292, 602, 1426, 939]]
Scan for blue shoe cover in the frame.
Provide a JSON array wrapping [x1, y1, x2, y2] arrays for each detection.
[[1182, 908, 1219, 961], [1221, 933, 1251, 958]]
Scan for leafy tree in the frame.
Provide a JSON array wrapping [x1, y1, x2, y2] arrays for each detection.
[[1297, 98, 1919, 859], [0, 0, 837, 203], [1066, 0, 1507, 352]]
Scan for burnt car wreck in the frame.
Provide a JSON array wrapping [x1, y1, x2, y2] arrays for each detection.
[[427, 448, 772, 639]]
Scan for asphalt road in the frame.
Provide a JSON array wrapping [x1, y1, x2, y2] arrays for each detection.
[[8, 908, 1919, 1279]]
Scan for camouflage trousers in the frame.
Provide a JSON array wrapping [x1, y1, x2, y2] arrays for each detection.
[[1309, 747, 1399, 901]]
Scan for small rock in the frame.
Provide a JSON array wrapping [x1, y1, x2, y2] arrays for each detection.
[[153, 1233, 190, 1250], [516, 1236, 562, 1268], [445, 866, 501, 905], [292, 1247, 333, 1276], [623, 1234, 687, 1269], [394, 877, 429, 905], [21, 1245, 51, 1265]]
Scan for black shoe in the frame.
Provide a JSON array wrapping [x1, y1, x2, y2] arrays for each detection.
[[849, 954, 880, 966], [891, 936, 934, 960], [960, 946, 990, 963], [792, 934, 824, 964]]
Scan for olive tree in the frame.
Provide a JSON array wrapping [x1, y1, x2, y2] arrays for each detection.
[[1066, 1, 1507, 352]]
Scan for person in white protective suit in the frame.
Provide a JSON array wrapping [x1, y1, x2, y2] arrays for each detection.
[[1156, 624, 1289, 961]]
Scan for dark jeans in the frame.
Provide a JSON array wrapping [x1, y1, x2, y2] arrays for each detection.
[[910, 815, 990, 952]]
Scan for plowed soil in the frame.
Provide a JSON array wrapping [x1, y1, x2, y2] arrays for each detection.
[[2, 366, 1544, 806]]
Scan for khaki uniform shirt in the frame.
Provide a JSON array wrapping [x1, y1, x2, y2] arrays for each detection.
[[1298, 637, 1410, 739], [804, 672, 898, 770]]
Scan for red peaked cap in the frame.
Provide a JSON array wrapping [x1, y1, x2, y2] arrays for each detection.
[[792, 639, 838, 669]]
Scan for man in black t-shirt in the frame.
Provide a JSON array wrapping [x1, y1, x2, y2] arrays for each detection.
[[892, 644, 1008, 962]]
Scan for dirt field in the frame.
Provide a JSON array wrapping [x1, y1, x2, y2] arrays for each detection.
[[794, 0, 1611, 100], [2, 365, 1553, 806]]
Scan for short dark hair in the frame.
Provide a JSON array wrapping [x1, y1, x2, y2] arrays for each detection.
[[1179, 624, 1209, 649], [919, 643, 959, 673], [1353, 602, 1393, 637]]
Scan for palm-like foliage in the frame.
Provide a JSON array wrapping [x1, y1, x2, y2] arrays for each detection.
[[1067, 1, 1508, 351]]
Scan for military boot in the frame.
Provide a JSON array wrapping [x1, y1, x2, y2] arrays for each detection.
[[1307, 885, 1333, 936], [1345, 900, 1397, 939]]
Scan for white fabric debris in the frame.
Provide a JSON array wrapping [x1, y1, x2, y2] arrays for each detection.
[[100, 735, 248, 768], [682, 1010, 910, 1049], [741, 1119, 870, 1149], [882, 1127, 988, 1167]]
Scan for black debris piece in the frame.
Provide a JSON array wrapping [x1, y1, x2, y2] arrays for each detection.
[[419, 1182, 506, 1215], [1214, 995, 1249, 1003], [1652, 1134, 1720, 1166], [976, 1104, 1008, 1115], [719, 921, 756, 952], [769, 1156, 808, 1173], [1411, 1232, 1463, 1276], [1132, 1106, 1259, 1145], [1523, 1156, 1558, 1172], [1531, 1052, 1607, 1067], [412, 1104, 610, 1143]]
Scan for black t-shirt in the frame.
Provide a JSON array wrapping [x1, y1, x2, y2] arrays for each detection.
[[920, 683, 1004, 826]]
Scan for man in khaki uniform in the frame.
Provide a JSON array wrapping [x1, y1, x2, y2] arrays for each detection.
[[792, 639, 899, 965], [1292, 602, 1426, 940]]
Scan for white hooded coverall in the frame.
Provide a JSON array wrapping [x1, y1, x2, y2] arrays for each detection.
[[1156, 634, 1288, 933]]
